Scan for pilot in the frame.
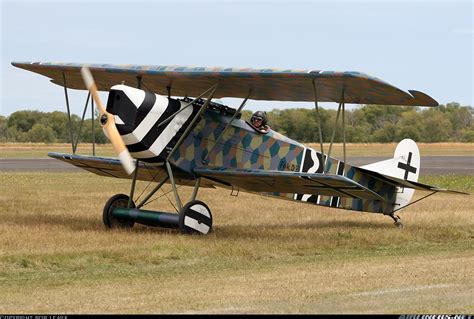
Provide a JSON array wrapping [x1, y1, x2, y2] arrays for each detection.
[[250, 111, 270, 133]]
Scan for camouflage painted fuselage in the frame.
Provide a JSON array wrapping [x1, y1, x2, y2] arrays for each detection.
[[171, 108, 397, 215]]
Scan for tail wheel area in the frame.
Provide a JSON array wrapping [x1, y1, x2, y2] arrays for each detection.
[[388, 214, 404, 229], [103, 194, 135, 229], [179, 200, 213, 235], [395, 221, 404, 229]]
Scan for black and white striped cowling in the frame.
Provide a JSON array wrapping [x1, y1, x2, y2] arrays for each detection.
[[106, 84, 198, 163]]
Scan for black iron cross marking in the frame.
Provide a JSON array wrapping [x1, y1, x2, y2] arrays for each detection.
[[397, 152, 417, 179]]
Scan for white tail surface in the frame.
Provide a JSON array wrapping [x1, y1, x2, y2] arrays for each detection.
[[361, 138, 420, 208]]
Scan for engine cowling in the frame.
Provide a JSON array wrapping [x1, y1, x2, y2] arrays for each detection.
[[106, 85, 195, 162]]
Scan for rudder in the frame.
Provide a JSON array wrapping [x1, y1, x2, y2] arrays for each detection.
[[361, 139, 420, 208]]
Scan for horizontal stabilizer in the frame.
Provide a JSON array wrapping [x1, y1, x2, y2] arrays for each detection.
[[194, 167, 385, 200], [358, 166, 469, 195]]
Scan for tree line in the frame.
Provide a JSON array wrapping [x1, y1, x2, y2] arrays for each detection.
[[0, 102, 472, 143], [247, 102, 473, 143], [0, 111, 108, 144]]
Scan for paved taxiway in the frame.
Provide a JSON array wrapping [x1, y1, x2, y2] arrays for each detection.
[[1, 156, 472, 175]]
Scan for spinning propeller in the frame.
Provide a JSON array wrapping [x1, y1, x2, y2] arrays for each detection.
[[80, 67, 135, 175]]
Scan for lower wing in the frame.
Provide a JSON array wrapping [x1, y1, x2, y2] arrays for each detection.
[[48, 152, 215, 188], [193, 167, 385, 201]]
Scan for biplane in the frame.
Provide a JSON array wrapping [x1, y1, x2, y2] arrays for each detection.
[[12, 61, 468, 234]]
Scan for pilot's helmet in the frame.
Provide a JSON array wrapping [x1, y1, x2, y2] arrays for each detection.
[[251, 111, 268, 127]]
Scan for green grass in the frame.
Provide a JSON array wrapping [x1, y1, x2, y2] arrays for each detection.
[[419, 174, 474, 192]]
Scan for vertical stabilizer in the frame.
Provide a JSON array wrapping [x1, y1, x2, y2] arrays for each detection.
[[361, 139, 420, 208]]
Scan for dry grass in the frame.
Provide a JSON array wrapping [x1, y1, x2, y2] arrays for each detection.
[[0, 143, 114, 158], [0, 171, 473, 313], [1, 142, 473, 158]]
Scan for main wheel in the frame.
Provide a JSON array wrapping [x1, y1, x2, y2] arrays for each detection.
[[179, 200, 213, 235], [103, 194, 135, 229]]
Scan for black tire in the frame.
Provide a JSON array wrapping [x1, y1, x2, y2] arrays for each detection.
[[179, 200, 212, 235], [103, 194, 135, 229]]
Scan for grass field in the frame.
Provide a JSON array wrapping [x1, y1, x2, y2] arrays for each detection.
[[1, 142, 473, 158], [0, 170, 473, 314]]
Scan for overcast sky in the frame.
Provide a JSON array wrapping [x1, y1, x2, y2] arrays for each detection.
[[1, 0, 472, 116]]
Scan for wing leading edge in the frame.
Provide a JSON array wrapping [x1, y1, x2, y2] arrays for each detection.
[[12, 62, 438, 106]]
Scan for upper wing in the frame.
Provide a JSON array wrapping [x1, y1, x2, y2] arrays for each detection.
[[193, 167, 385, 200], [12, 61, 438, 106]]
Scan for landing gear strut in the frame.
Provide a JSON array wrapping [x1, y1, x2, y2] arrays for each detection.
[[102, 159, 213, 234], [389, 214, 403, 229]]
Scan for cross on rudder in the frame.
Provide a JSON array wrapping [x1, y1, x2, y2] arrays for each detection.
[[397, 152, 417, 180]]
